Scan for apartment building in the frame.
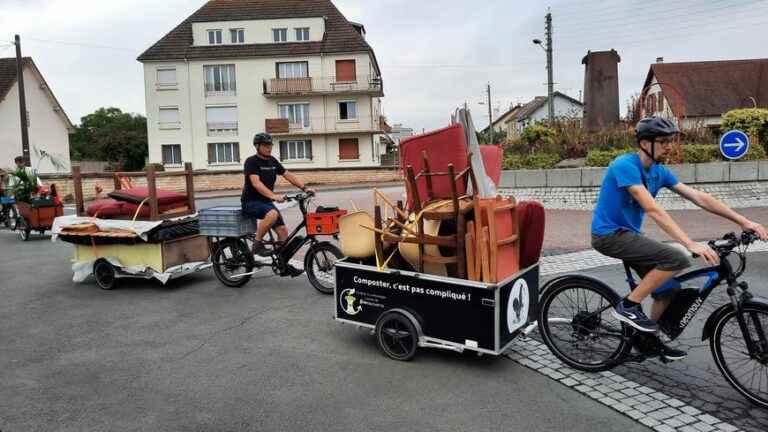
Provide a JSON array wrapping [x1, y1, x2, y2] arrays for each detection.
[[138, 0, 388, 170]]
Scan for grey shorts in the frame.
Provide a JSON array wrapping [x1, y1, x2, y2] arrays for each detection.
[[592, 229, 691, 298]]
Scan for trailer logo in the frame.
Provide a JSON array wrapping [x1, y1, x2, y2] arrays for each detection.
[[340, 289, 362, 315], [507, 279, 529, 332]]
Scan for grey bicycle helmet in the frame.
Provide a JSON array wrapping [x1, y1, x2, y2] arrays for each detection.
[[253, 132, 273, 146], [635, 116, 680, 163], [635, 116, 680, 141]]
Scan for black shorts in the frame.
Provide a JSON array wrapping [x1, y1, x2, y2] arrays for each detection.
[[242, 200, 285, 227], [592, 229, 691, 299]]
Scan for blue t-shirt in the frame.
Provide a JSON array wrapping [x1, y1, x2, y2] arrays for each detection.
[[591, 153, 679, 235]]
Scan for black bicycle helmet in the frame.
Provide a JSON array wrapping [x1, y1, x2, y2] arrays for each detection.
[[253, 132, 273, 146], [635, 116, 680, 141]]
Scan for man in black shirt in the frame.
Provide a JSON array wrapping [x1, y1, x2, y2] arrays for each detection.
[[242, 133, 314, 259]]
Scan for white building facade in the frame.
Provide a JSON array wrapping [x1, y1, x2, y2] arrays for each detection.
[[139, 0, 386, 171], [0, 57, 72, 173]]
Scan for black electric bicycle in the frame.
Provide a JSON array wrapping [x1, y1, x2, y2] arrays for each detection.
[[538, 231, 768, 408], [209, 192, 342, 294]]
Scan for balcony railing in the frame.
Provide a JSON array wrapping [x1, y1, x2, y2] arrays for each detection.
[[265, 115, 388, 135], [207, 121, 238, 137], [263, 75, 383, 97]]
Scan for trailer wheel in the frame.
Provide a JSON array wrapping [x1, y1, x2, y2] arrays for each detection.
[[94, 259, 118, 290], [375, 310, 419, 361]]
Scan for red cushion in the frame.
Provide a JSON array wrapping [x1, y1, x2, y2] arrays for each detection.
[[400, 123, 468, 210], [479, 145, 502, 185], [122, 202, 188, 218], [518, 201, 545, 268], [86, 199, 124, 217], [108, 187, 187, 205]]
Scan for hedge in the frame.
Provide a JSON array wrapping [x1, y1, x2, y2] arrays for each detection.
[[585, 143, 768, 167], [503, 153, 560, 170]]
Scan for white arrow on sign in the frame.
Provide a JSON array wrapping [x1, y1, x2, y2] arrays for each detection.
[[724, 137, 746, 152]]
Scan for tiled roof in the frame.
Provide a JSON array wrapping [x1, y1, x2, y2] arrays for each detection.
[[0, 57, 73, 129], [137, 0, 379, 73], [507, 92, 583, 123], [644, 58, 768, 117], [0, 57, 31, 101]]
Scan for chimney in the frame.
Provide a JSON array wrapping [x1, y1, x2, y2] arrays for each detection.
[[582, 49, 621, 132], [656, 57, 664, 63]]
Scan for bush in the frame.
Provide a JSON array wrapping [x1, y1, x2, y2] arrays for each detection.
[[721, 108, 768, 146], [144, 163, 165, 172], [585, 148, 634, 167], [680, 144, 721, 163], [503, 152, 560, 169]]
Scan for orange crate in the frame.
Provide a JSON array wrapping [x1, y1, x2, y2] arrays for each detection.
[[306, 210, 347, 235]]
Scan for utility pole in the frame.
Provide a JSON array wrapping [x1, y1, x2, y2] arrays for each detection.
[[14, 34, 30, 167], [545, 11, 554, 124], [486, 83, 492, 138]]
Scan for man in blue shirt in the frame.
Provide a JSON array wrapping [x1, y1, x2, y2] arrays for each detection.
[[592, 117, 767, 360]]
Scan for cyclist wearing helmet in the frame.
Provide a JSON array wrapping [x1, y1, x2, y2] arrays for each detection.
[[591, 116, 767, 360], [243, 133, 315, 260]]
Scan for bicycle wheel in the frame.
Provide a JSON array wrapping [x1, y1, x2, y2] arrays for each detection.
[[538, 276, 632, 372], [212, 238, 254, 288], [711, 304, 768, 409], [304, 241, 342, 295]]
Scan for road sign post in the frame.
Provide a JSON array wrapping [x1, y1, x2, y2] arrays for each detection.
[[719, 130, 749, 160]]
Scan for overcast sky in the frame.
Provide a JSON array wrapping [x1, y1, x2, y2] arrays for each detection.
[[2, 0, 767, 132]]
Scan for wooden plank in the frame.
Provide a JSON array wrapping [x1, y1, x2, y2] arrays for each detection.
[[465, 230, 477, 281], [146, 165, 159, 220], [480, 227, 491, 283], [72, 165, 85, 216], [185, 162, 196, 213], [162, 235, 210, 271]]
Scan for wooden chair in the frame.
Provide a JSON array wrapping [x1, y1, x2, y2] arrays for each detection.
[[403, 151, 478, 278], [474, 195, 520, 283]]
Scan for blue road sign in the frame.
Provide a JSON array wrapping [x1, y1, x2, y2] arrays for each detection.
[[720, 129, 750, 160]]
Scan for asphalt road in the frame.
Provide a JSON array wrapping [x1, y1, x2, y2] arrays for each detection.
[[0, 193, 648, 432]]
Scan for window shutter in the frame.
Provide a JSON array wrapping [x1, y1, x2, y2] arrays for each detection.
[[658, 93, 664, 112], [306, 140, 313, 160], [339, 138, 359, 159], [335, 60, 356, 82], [279, 141, 287, 161], [233, 143, 240, 162], [208, 143, 215, 164]]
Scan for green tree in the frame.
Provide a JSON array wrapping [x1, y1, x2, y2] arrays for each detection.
[[70, 107, 148, 171], [477, 129, 507, 144]]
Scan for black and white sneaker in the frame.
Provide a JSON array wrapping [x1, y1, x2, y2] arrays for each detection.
[[612, 302, 658, 332], [281, 264, 304, 278], [658, 342, 687, 361], [252, 241, 271, 257]]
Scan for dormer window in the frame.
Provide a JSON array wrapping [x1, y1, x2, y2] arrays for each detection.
[[295, 27, 310, 41], [272, 28, 287, 43], [208, 29, 223, 45], [230, 28, 244, 44]]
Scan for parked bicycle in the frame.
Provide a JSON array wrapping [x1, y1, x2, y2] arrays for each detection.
[[538, 231, 768, 408], [208, 192, 343, 294], [0, 196, 19, 230]]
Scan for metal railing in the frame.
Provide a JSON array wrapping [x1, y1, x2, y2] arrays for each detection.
[[263, 74, 383, 96], [265, 115, 387, 134], [207, 121, 239, 137]]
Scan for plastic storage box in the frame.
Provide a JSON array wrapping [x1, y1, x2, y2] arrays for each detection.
[[306, 209, 347, 235], [198, 206, 256, 237]]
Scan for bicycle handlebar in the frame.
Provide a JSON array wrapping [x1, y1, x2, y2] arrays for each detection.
[[283, 191, 315, 202], [708, 230, 759, 254]]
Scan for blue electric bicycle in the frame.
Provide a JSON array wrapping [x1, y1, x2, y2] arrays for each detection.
[[538, 231, 768, 408]]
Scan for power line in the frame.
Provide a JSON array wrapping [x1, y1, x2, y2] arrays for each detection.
[[25, 37, 136, 52], [556, 0, 767, 39]]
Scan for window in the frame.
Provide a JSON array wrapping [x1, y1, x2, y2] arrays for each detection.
[[207, 142, 240, 164], [204, 64, 236, 96], [277, 62, 309, 79], [279, 140, 312, 161], [161, 144, 182, 165], [658, 92, 665, 112], [278, 103, 310, 128], [335, 59, 357, 82], [208, 29, 223, 45], [206, 106, 238, 136], [338, 138, 359, 160], [230, 28, 244, 44], [272, 28, 287, 42], [158, 107, 180, 129], [295, 27, 310, 41], [156, 68, 177, 88], [338, 101, 357, 120]]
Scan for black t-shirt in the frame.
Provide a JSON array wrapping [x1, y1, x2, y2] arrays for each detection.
[[242, 155, 286, 203]]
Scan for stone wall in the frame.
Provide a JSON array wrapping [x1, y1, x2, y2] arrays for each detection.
[[500, 161, 768, 188], [40, 167, 402, 201]]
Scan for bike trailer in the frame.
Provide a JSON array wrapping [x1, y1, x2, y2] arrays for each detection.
[[334, 258, 539, 360]]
